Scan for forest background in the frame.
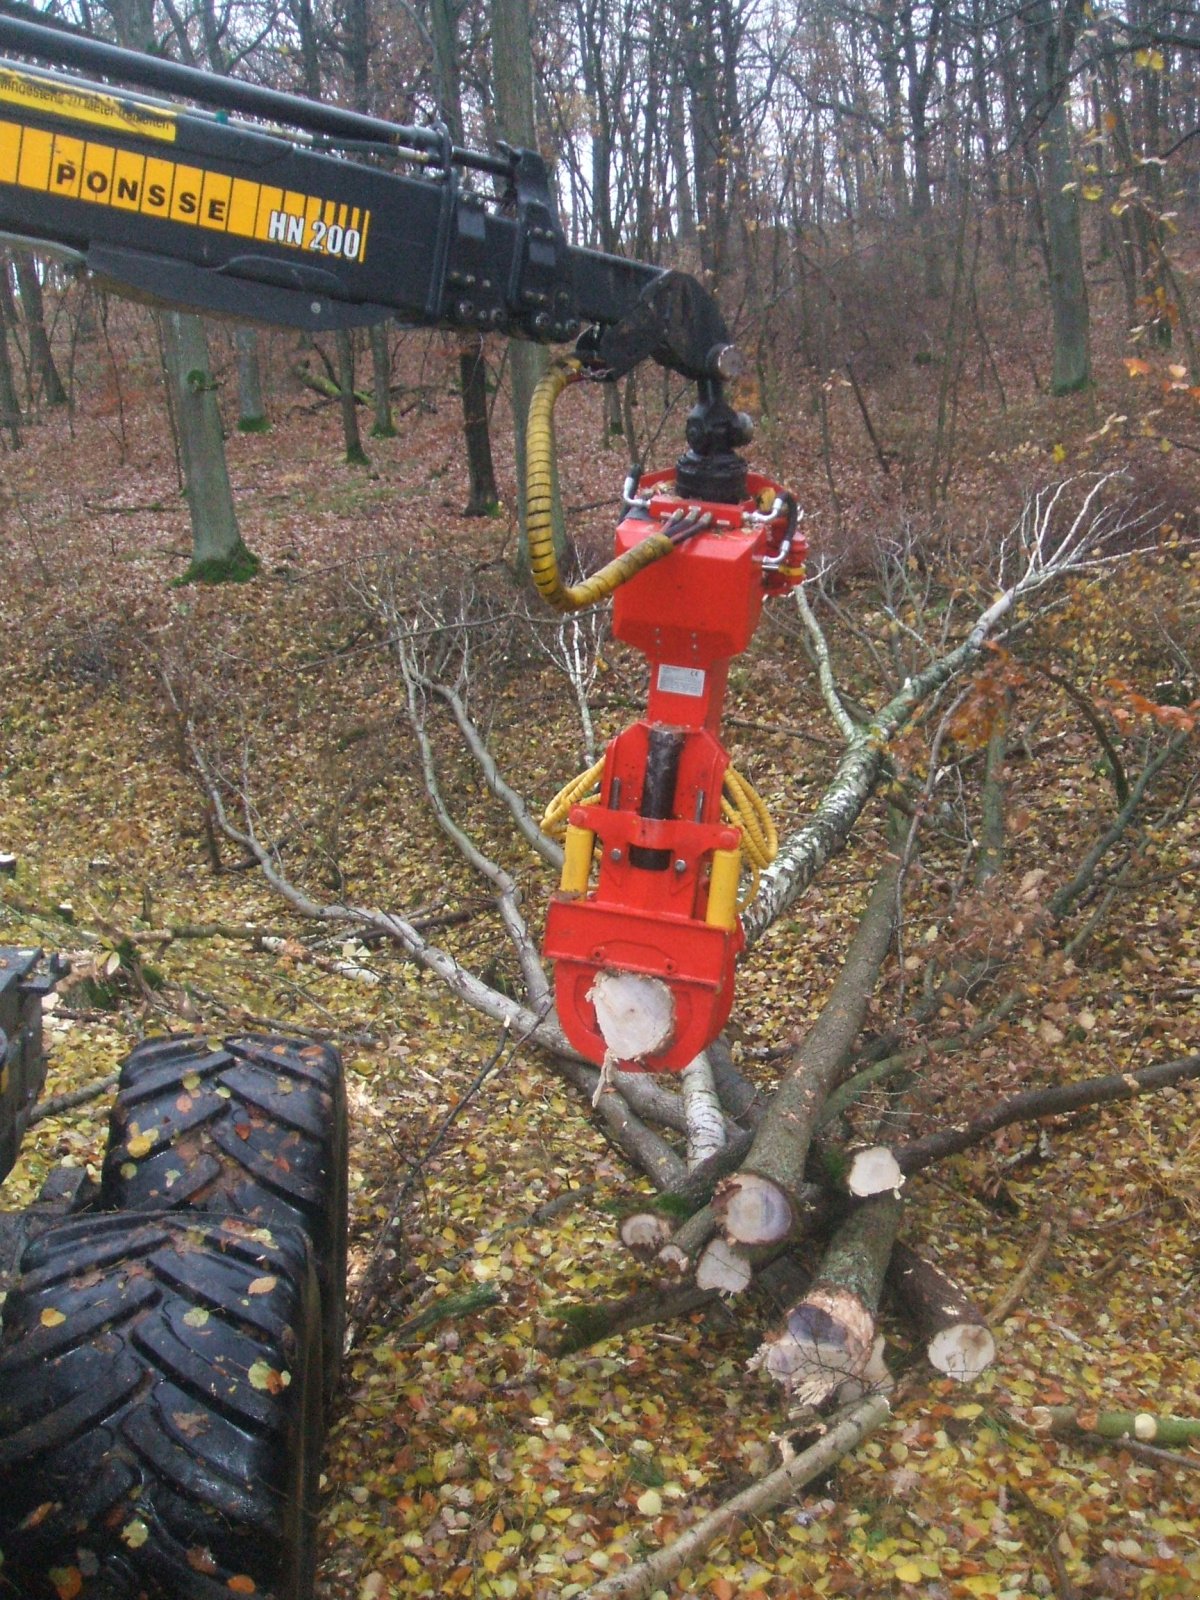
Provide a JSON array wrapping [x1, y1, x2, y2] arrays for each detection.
[[0, 0, 1199, 1595]]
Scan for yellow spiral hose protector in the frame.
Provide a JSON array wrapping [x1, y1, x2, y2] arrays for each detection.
[[526, 359, 676, 612]]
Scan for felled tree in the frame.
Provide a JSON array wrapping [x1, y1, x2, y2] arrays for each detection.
[[180, 472, 1198, 1577]]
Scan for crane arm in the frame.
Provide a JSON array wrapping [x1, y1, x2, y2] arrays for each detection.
[[0, 7, 729, 382]]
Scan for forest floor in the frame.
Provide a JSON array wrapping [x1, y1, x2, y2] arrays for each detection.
[[1, 287, 1199, 1600]]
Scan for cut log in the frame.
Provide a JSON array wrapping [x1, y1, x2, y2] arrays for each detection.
[[887, 1241, 995, 1381], [846, 1145, 905, 1197], [1040, 1407, 1200, 1448], [681, 1052, 726, 1168], [750, 1194, 901, 1413], [731, 838, 904, 1252], [619, 1212, 673, 1260], [589, 970, 675, 1063], [695, 1237, 752, 1296], [713, 1171, 795, 1246]]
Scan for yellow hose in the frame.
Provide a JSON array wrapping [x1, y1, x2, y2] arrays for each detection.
[[721, 767, 777, 872], [541, 756, 606, 838], [527, 359, 676, 612], [542, 756, 778, 912]]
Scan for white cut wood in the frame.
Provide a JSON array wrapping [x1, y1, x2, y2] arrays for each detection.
[[750, 1286, 877, 1412], [846, 1145, 906, 1197], [589, 970, 675, 1062], [927, 1323, 996, 1380], [714, 1171, 794, 1245], [695, 1237, 752, 1296], [620, 1213, 673, 1258], [681, 1051, 726, 1169], [657, 1243, 691, 1276]]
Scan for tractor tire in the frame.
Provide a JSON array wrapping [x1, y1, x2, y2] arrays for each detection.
[[99, 1034, 347, 1393], [0, 1211, 323, 1600]]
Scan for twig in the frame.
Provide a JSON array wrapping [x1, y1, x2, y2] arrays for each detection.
[[581, 1391, 891, 1599], [29, 1073, 118, 1124], [988, 1217, 1053, 1322], [892, 1052, 1200, 1176]]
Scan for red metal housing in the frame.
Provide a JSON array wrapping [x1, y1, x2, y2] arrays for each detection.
[[543, 471, 805, 1073]]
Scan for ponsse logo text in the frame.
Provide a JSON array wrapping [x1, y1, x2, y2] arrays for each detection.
[[0, 119, 370, 262]]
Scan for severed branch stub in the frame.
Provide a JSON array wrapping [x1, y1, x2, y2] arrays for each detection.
[[887, 1241, 995, 1381]]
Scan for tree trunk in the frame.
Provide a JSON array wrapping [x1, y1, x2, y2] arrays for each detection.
[[751, 1194, 900, 1413], [13, 252, 66, 407], [335, 329, 369, 465], [234, 326, 268, 433], [369, 322, 396, 437], [160, 310, 255, 581], [489, 0, 566, 564], [0, 287, 22, 448], [1026, 0, 1091, 394], [458, 336, 499, 514], [428, 0, 500, 507]]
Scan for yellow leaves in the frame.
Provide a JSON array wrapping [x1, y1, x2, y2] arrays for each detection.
[[894, 1562, 924, 1583], [183, 1306, 210, 1327], [125, 1125, 157, 1159], [248, 1360, 290, 1394], [1124, 357, 1151, 378], [1134, 47, 1165, 70], [48, 1567, 83, 1600], [39, 1307, 66, 1328], [247, 1276, 277, 1296], [121, 1519, 150, 1550], [635, 1489, 663, 1516]]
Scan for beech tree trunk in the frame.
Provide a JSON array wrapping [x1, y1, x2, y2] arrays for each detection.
[[489, 0, 566, 562], [234, 326, 268, 433], [160, 310, 255, 580], [13, 251, 66, 407], [336, 330, 369, 466], [370, 323, 396, 438]]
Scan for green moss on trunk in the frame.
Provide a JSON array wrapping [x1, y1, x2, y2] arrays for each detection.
[[173, 542, 261, 586]]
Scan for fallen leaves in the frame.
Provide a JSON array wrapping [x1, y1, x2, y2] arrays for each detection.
[[247, 1360, 290, 1394]]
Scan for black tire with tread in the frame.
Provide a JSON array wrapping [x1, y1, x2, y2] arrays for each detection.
[[100, 1033, 347, 1391], [0, 1211, 323, 1599]]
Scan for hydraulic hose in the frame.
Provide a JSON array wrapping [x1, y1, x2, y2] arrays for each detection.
[[526, 358, 675, 612]]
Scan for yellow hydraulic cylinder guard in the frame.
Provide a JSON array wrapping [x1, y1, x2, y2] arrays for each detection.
[[705, 848, 741, 931], [560, 824, 596, 896]]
